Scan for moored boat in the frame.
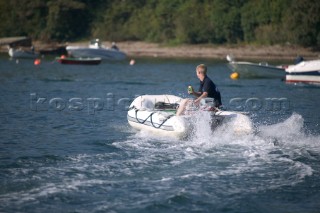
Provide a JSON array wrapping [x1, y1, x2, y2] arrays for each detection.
[[8, 47, 39, 59], [55, 56, 102, 65], [226, 55, 285, 78], [66, 39, 126, 61], [285, 59, 320, 84], [127, 95, 253, 139]]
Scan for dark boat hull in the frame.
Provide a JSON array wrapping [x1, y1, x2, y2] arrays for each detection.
[[56, 57, 102, 65]]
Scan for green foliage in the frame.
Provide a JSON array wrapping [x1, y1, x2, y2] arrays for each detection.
[[92, 0, 146, 41], [241, 0, 292, 44], [44, 0, 89, 41], [284, 0, 320, 47], [0, 0, 47, 38], [174, 0, 213, 44], [210, 0, 246, 43], [0, 0, 319, 47]]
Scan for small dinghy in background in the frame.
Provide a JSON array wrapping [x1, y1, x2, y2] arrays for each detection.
[[8, 47, 39, 59], [127, 95, 253, 139]]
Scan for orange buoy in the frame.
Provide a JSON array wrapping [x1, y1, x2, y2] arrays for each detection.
[[34, 59, 41, 65], [230, 72, 239, 80]]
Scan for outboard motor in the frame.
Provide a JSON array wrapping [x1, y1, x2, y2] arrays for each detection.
[[200, 98, 223, 129], [200, 98, 215, 106], [200, 98, 217, 111]]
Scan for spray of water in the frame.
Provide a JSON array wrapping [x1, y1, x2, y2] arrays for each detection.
[[188, 111, 254, 145], [258, 113, 306, 143], [110, 112, 320, 199], [3, 113, 318, 211]]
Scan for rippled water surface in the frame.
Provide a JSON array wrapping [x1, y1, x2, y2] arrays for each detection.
[[0, 55, 320, 212]]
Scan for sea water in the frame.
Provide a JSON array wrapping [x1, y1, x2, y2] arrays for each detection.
[[0, 55, 319, 212]]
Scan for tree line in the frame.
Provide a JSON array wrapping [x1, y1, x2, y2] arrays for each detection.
[[0, 0, 319, 48]]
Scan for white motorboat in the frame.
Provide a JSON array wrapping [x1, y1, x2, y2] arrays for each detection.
[[285, 59, 320, 84], [8, 47, 39, 59], [226, 55, 285, 78], [127, 95, 253, 139], [66, 39, 126, 61]]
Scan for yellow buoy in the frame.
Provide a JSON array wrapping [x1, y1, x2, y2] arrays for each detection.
[[230, 72, 239, 80]]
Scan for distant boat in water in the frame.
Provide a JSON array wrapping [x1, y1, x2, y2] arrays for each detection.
[[1, 37, 38, 59], [55, 56, 102, 65], [8, 47, 39, 59], [66, 39, 126, 61], [285, 59, 320, 84], [226, 55, 285, 78]]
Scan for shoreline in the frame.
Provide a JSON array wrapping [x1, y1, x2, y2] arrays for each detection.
[[115, 41, 320, 61], [2, 40, 320, 61]]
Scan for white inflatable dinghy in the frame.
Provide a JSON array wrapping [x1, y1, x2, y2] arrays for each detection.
[[127, 95, 252, 139]]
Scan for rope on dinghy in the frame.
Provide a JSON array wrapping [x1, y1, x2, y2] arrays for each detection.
[[150, 114, 174, 129], [131, 107, 174, 129]]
